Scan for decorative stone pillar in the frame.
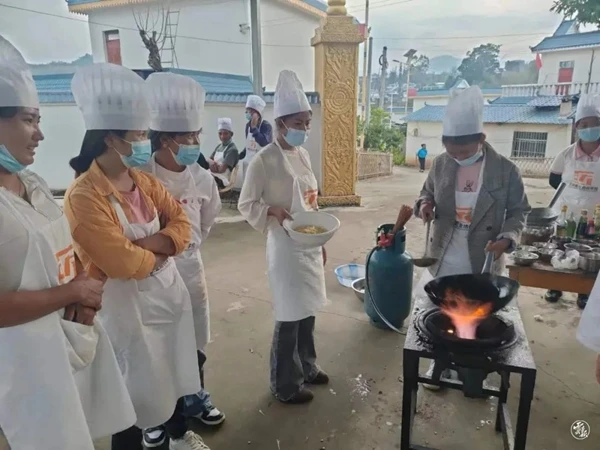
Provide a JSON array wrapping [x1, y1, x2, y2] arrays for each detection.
[[312, 0, 365, 207]]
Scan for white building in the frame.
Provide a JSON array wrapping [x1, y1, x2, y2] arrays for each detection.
[[66, 0, 328, 91], [410, 80, 502, 112], [505, 20, 600, 97], [31, 69, 322, 191], [404, 95, 573, 176]]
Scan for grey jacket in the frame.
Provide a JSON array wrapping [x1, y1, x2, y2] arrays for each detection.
[[414, 144, 531, 276]]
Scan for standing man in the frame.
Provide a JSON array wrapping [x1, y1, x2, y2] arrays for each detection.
[[240, 95, 272, 182], [547, 94, 600, 309], [209, 118, 239, 189], [417, 143, 428, 172]]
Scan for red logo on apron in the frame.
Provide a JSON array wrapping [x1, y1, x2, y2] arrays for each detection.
[[56, 245, 76, 285], [574, 170, 594, 186], [456, 207, 473, 225], [304, 189, 318, 210]]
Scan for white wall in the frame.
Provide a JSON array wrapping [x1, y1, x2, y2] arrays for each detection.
[[261, 0, 320, 91], [412, 93, 501, 112], [30, 102, 323, 192], [538, 47, 600, 85], [85, 0, 319, 91], [405, 121, 572, 165]]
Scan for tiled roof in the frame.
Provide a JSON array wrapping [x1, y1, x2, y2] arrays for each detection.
[[414, 88, 502, 97], [531, 29, 600, 52], [553, 20, 576, 37], [404, 104, 571, 125], [489, 96, 536, 105], [34, 69, 320, 104], [526, 96, 563, 107]]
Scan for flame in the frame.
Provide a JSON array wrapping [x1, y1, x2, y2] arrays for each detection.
[[440, 288, 493, 339]]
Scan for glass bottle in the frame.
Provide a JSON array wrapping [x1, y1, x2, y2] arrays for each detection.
[[566, 212, 577, 238], [555, 205, 568, 238], [577, 209, 589, 239]]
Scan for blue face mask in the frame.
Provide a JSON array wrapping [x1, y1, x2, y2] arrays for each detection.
[[245, 112, 252, 122], [119, 139, 151, 168], [283, 124, 308, 147], [0, 144, 26, 173], [454, 149, 483, 167], [173, 143, 201, 166], [578, 126, 600, 143]]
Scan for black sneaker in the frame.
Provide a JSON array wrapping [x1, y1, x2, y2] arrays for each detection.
[[143, 426, 166, 448], [577, 294, 588, 309], [194, 406, 226, 426], [278, 388, 314, 404], [307, 370, 330, 385]]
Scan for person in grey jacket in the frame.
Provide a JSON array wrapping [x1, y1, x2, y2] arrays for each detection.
[[414, 86, 531, 392]]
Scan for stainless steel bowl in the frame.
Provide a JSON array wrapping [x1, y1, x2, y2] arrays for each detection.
[[573, 238, 599, 248], [565, 243, 593, 254], [516, 245, 537, 253], [512, 251, 539, 267], [533, 241, 558, 250], [539, 248, 563, 264], [351, 278, 365, 302], [578, 253, 600, 272]]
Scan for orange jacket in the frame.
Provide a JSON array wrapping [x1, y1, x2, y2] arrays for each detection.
[[64, 160, 191, 281]]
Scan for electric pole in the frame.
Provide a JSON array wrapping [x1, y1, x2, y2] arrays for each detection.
[[404, 49, 417, 116], [365, 36, 373, 126], [250, 0, 263, 95], [360, 0, 370, 120], [379, 46, 388, 109]]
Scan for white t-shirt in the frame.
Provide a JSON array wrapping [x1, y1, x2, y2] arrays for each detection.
[[551, 142, 600, 175]]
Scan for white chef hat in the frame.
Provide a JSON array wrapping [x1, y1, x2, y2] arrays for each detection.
[[72, 63, 150, 131], [246, 94, 266, 114], [273, 70, 311, 119], [575, 94, 600, 123], [218, 117, 233, 132], [0, 35, 39, 109], [147, 72, 205, 132], [442, 86, 484, 137]]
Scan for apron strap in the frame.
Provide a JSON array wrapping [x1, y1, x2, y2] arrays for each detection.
[[108, 195, 130, 227]]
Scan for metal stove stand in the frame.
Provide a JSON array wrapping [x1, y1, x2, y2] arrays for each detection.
[[401, 296, 537, 450]]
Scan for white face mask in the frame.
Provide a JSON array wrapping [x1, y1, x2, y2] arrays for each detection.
[[454, 149, 483, 167]]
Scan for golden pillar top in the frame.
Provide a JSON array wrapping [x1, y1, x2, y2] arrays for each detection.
[[327, 0, 347, 16]]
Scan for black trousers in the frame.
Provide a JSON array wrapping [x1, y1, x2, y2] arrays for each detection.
[[111, 351, 206, 449], [418, 157, 426, 170]]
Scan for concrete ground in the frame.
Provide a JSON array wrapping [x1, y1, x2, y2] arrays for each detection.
[[95, 167, 600, 450]]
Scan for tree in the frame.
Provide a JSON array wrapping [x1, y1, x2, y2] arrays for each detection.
[[132, 3, 171, 72], [457, 43, 501, 86], [361, 108, 405, 153], [551, 0, 600, 27]]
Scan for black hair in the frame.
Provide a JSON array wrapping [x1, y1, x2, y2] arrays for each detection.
[[421, 143, 426, 147], [69, 129, 127, 176], [275, 110, 313, 128], [0, 107, 19, 119], [441, 133, 484, 146], [148, 130, 189, 153]]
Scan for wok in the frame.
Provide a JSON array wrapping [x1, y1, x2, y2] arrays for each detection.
[[424, 252, 520, 313], [526, 182, 566, 225]]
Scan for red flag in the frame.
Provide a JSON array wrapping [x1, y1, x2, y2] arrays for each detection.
[[535, 53, 543, 69]]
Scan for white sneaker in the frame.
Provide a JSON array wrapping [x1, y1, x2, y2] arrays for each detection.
[[169, 431, 211, 450]]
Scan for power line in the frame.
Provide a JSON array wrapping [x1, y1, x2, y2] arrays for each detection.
[[0, 2, 311, 48]]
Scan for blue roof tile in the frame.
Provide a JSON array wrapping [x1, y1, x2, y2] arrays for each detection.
[[532, 29, 600, 52], [553, 20, 576, 37], [415, 88, 502, 97], [526, 96, 563, 107], [489, 96, 536, 105], [405, 104, 571, 125], [34, 69, 319, 105]]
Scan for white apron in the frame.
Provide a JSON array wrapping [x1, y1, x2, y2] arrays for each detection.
[[243, 124, 263, 182], [100, 197, 200, 428], [0, 174, 135, 449], [266, 144, 326, 322], [213, 143, 233, 187], [437, 159, 486, 277], [558, 150, 600, 216], [577, 270, 600, 353], [148, 156, 211, 352]]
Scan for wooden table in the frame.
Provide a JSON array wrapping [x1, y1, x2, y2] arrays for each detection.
[[507, 260, 597, 295]]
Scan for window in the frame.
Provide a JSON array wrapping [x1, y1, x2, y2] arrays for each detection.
[[104, 30, 122, 65], [558, 60, 574, 89], [559, 61, 575, 69], [511, 131, 548, 159]]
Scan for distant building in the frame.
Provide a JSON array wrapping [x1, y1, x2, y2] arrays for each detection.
[[531, 19, 600, 94], [66, 0, 329, 91], [409, 79, 502, 112], [505, 60, 526, 73], [404, 95, 573, 176]]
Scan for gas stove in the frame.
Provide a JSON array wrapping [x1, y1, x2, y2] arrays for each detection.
[[400, 293, 537, 450]]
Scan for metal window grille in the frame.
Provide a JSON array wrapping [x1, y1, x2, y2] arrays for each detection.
[[511, 131, 548, 159], [559, 60, 575, 69]]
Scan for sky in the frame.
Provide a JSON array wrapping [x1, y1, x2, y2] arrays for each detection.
[[0, 0, 596, 65]]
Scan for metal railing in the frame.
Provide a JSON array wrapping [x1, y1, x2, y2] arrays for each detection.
[[357, 151, 394, 180], [502, 82, 600, 97], [509, 157, 554, 178]]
